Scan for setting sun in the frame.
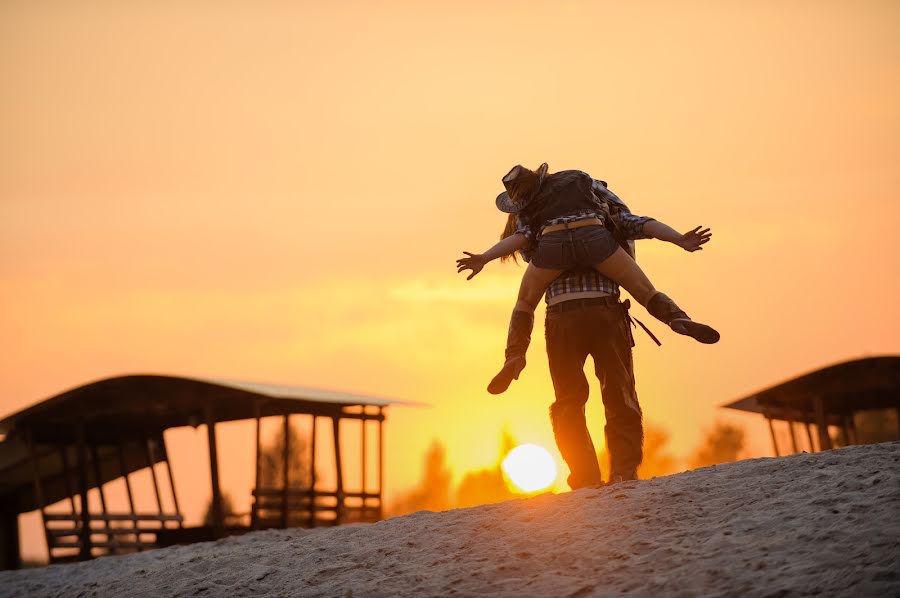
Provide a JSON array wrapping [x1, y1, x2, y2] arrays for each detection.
[[501, 443, 557, 493]]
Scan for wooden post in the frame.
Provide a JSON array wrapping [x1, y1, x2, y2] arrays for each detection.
[[841, 416, 853, 447], [785, 410, 799, 453], [25, 428, 51, 560], [814, 397, 832, 451], [804, 421, 816, 453], [308, 416, 317, 528], [361, 413, 367, 520], [159, 434, 182, 528], [761, 403, 780, 457], [848, 415, 859, 445], [281, 414, 290, 529], [0, 495, 19, 570], [75, 424, 92, 560], [116, 442, 139, 545], [333, 417, 344, 524], [58, 445, 78, 514], [378, 407, 384, 520], [89, 444, 112, 552], [252, 402, 261, 529], [145, 439, 164, 516], [205, 405, 224, 539]]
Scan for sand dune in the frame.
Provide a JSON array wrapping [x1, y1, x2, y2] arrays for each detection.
[[3, 442, 898, 597]]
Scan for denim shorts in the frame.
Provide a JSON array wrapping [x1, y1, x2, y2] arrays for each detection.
[[531, 225, 620, 270]]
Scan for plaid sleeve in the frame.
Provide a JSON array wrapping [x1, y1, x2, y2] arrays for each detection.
[[592, 180, 655, 240], [513, 215, 534, 242], [618, 212, 655, 240]]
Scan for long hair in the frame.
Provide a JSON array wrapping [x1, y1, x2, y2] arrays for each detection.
[[500, 213, 519, 263]]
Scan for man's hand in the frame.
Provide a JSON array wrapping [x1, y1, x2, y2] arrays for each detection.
[[456, 252, 489, 280], [676, 226, 712, 252]]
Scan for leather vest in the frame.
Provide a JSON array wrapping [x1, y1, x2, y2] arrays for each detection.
[[522, 170, 598, 229]]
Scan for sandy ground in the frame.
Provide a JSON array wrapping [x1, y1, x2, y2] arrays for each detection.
[[2, 441, 898, 598]]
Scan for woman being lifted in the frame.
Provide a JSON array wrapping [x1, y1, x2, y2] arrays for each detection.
[[457, 163, 719, 395]]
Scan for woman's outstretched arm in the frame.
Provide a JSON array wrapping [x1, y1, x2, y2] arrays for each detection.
[[457, 233, 528, 280], [642, 220, 712, 252]]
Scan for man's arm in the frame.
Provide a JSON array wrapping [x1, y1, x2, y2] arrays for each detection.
[[456, 233, 529, 280]]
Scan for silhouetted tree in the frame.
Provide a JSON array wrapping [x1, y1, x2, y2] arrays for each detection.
[[852, 409, 900, 444], [689, 421, 745, 469], [456, 429, 518, 508], [389, 439, 453, 515], [259, 421, 311, 489], [634, 422, 679, 479], [203, 492, 236, 525]]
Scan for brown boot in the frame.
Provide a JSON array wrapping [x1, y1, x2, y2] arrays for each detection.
[[646, 292, 720, 344], [488, 310, 534, 394]]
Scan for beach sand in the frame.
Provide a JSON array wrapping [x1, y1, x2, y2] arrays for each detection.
[[2, 441, 898, 597]]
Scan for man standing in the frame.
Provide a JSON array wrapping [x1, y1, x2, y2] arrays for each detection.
[[543, 181, 710, 487]]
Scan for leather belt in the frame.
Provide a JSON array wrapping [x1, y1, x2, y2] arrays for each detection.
[[541, 217, 604, 235]]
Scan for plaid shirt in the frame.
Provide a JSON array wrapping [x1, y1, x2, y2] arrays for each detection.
[[543, 180, 655, 305]]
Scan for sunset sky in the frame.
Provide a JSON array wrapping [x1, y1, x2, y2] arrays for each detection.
[[2, 0, 899, 560]]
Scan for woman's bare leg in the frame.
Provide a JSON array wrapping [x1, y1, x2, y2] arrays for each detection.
[[515, 262, 564, 312], [488, 263, 563, 394], [593, 248, 720, 344], [589, 247, 657, 306]]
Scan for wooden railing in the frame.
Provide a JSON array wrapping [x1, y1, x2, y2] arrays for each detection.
[[251, 486, 381, 529], [43, 512, 184, 560]]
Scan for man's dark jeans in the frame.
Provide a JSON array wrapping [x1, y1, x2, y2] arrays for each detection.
[[545, 297, 643, 487]]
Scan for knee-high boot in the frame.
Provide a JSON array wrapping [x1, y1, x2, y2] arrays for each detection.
[[488, 310, 534, 394], [645, 292, 720, 344]]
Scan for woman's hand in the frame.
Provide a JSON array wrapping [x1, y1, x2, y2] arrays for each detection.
[[457, 252, 489, 280], [677, 226, 712, 252]]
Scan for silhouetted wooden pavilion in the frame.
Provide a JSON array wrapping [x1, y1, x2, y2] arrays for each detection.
[[722, 356, 900, 455], [0, 374, 405, 570]]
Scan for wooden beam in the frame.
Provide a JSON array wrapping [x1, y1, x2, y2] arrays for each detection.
[[25, 428, 50, 560], [159, 434, 182, 528], [281, 414, 290, 529], [116, 442, 139, 546], [205, 406, 224, 540], [814, 397, 832, 451], [761, 403, 780, 457], [145, 439, 164, 516], [378, 407, 384, 520], [332, 417, 344, 524], [309, 416, 317, 528], [361, 415, 367, 521], [804, 421, 816, 453], [252, 402, 261, 530], [89, 444, 112, 553], [848, 415, 859, 445], [785, 410, 799, 453], [0, 496, 20, 570], [841, 416, 853, 447], [75, 424, 92, 560], [58, 445, 78, 514]]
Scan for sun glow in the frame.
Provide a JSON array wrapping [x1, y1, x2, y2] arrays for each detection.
[[501, 443, 557, 493]]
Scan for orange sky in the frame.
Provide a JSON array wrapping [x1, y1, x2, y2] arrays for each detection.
[[2, 0, 900, 560]]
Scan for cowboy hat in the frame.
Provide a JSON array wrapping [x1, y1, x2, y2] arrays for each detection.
[[495, 162, 549, 213]]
